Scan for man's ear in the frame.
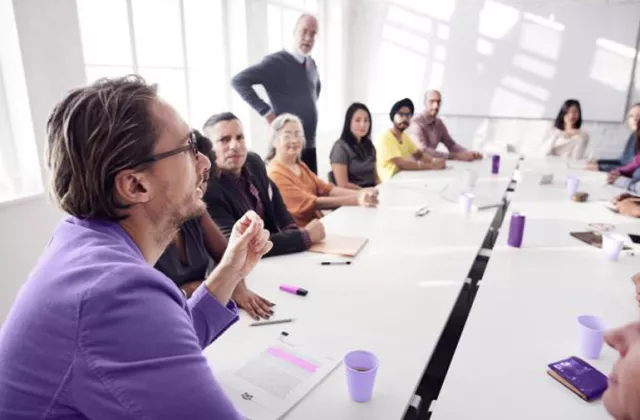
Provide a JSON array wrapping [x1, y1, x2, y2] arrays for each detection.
[[113, 169, 152, 206]]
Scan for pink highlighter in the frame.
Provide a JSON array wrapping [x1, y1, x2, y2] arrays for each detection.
[[279, 284, 308, 296]]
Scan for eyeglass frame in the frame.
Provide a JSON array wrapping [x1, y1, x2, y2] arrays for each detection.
[[130, 130, 199, 168]]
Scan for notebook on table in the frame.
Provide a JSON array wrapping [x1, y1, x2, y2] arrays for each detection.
[[308, 235, 368, 257]]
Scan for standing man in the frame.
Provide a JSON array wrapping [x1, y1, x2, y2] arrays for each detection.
[[231, 14, 321, 173], [407, 90, 483, 161]]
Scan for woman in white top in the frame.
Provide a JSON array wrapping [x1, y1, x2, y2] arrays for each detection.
[[540, 99, 589, 159]]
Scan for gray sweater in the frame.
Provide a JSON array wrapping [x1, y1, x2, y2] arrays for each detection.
[[231, 50, 321, 148]]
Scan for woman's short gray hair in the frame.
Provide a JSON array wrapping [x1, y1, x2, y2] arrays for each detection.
[[265, 113, 306, 162]]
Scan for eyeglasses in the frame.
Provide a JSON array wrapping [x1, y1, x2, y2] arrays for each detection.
[[132, 130, 198, 168]]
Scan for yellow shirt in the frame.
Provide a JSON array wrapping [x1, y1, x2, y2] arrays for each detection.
[[376, 129, 418, 182]]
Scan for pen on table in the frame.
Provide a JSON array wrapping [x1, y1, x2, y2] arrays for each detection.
[[320, 261, 351, 266], [250, 318, 295, 327], [415, 206, 430, 217]]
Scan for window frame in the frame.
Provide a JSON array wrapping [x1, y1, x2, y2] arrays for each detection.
[[78, 0, 234, 128]]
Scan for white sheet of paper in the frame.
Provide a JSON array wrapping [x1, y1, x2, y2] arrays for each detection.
[[216, 337, 341, 420]]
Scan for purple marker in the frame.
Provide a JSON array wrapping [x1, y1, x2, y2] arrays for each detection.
[[279, 284, 308, 296]]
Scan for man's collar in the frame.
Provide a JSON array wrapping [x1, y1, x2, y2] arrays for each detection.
[[423, 114, 437, 125], [219, 165, 253, 183], [286, 47, 307, 64]]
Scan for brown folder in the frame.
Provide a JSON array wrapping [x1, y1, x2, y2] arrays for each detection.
[[308, 235, 369, 257]]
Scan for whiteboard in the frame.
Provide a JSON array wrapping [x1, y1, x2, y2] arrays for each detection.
[[365, 1, 640, 122]]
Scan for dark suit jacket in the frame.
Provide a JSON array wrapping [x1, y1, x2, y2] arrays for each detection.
[[204, 152, 307, 257]]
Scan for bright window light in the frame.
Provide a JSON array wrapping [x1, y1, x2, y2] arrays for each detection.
[[512, 54, 556, 80], [590, 38, 637, 92], [478, 0, 520, 40], [0, 0, 43, 203], [386, 5, 432, 35], [76, 0, 228, 128], [391, 0, 456, 22]]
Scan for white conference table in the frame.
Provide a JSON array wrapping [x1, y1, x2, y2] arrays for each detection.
[[431, 159, 640, 420], [205, 157, 518, 420]]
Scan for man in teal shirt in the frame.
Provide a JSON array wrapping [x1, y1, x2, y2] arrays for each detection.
[[0, 75, 272, 419]]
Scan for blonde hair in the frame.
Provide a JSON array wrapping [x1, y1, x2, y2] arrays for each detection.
[[265, 113, 306, 162]]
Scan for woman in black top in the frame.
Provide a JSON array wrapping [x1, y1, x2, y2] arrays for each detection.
[[155, 217, 212, 288], [155, 131, 274, 320], [329, 103, 379, 189]]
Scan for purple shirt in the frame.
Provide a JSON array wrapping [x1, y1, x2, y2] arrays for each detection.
[[617, 153, 640, 177], [0, 217, 242, 419], [406, 114, 467, 159]]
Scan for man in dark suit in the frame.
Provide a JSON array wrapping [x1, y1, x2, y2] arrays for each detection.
[[202, 112, 325, 256]]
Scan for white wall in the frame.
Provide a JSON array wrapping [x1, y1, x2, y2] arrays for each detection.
[[0, 0, 84, 323], [347, 0, 640, 159]]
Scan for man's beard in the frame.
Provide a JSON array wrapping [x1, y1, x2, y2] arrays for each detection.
[[394, 122, 409, 132], [149, 189, 207, 247]]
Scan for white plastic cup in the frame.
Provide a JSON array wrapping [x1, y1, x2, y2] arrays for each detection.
[[459, 193, 475, 213], [602, 233, 624, 261], [566, 176, 580, 197], [462, 170, 478, 189]]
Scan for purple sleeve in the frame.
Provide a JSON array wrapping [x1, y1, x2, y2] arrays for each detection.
[[73, 266, 242, 419], [188, 282, 239, 348], [617, 153, 640, 176]]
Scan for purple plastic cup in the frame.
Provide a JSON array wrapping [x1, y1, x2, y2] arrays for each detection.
[[578, 315, 606, 359], [344, 350, 379, 402], [491, 154, 500, 174], [507, 212, 526, 248]]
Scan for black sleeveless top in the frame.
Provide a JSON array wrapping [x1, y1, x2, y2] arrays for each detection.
[[154, 218, 213, 287]]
